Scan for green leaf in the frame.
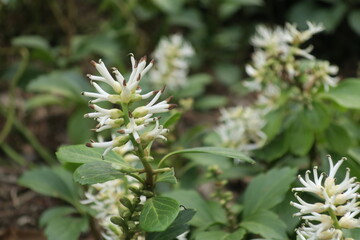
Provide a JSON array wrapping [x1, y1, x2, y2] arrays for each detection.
[[225, 228, 247, 240], [287, 112, 314, 156], [27, 70, 89, 102], [287, 1, 346, 32], [43, 215, 88, 240], [255, 132, 288, 162], [163, 112, 182, 128], [273, 192, 300, 234], [195, 228, 246, 240], [56, 145, 129, 169], [241, 210, 287, 239], [195, 95, 228, 110], [219, 0, 262, 19], [263, 108, 284, 141], [183, 153, 232, 170], [156, 169, 177, 184], [243, 167, 297, 217], [140, 196, 180, 232], [169, 8, 204, 29], [24, 94, 64, 111], [152, 0, 184, 14], [195, 231, 228, 240], [73, 161, 123, 185], [18, 166, 79, 205], [147, 209, 196, 240], [214, 63, 241, 86], [325, 123, 351, 154], [176, 74, 212, 98], [304, 101, 330, 131], [343, 228, 360, 239], [164, 190, 227, 227], [348, 10, 360, 35], [12, 35, 50, 51], [348, 147, 360, 165], [321, 78, 360, 109], [159, 147, 254, 167], [67, 107, 94, 144], [40, 206, 76, 227]]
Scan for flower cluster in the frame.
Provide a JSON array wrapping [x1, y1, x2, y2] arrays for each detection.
[[149, 34, 194, 90], [244, 22, 339, 108], [81, 178, 143, 240], [291, 156, 360, 240], [215, 106, 266, 153], [82, 55, 175, 158]]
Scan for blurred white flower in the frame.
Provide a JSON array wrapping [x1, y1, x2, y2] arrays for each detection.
[[215, 106, 266, 152], [291, 156, 360, 239], [244, 22, 338, 110], [81, 178, 141, 240], [149, 34, 194, 90]]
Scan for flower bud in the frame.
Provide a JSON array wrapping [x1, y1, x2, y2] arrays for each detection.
[[110, 216, 127, 228], [120, 197, 133, 210], [132, 106, 149, 118]]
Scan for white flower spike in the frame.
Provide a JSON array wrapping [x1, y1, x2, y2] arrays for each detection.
[[82, 55, 174, 158], [291, 156, 360, 239]]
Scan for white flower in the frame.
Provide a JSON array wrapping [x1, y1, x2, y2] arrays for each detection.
[[244, 21, 338, 110], [82, 55, 172, 157], [291, 156, 360, 239], [285, 22, 324, 44], [215, 106, 266, 153], [81, 178, 141, 240], [149, 34, 194, 90]]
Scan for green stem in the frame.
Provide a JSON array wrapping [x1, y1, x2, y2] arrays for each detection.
[[0, 143, 27, 166], [328, 208, 341, 229], [121, 103, 154, 190], [153, 167, 172, 174], [0, 108, 56, 165], [126, 173, 146, 185], [0, 48, 28, 145]]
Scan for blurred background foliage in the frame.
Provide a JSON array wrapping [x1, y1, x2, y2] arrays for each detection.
[[1, 0, 360, 163], [1, 0, 360, 239]]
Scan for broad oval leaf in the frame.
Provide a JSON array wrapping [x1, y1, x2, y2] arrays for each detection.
[[147, 209, 196, 240], [325, 123, 351, 154], [156, 169, 177, 184], [56, 145, 130, 170], [158, 147, 254, 167], [321, 78, 360, 109], [140, 196, 180, 232], [164, 190, 227, 228], [287, 111, 314, 156], [18, 166, 79, 205], [241, 210, 287, 240], [243, 167, 297, 217], [304, 101, 330, 131], [73, 161, 123, 185]]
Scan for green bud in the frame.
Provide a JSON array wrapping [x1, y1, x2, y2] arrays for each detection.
[[109, 109, 124, 118], [113, 135, 130, 146], [130, 94, 142, 103], [133, 197, 141, 205], [110, 118, 124, 128], [135, 204, 143, 212], [131, 215, 140, 221], [120, 197, 133, 209], [110, 216, 126, 228], [132, 106, 149, 118], [108, 95, 122, 104], [129, 187, 141, 195], [121, 210, 131, 219], [141, 190, 154, 197], [127, 221, 136, 230]]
